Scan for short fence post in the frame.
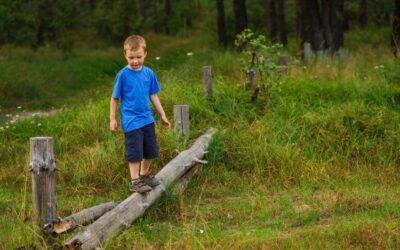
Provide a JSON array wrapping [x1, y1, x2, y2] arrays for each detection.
[[303, 42, 312, 63], [173, 105, 190, 137], [245, 69, 255, 90], [202, 66, 212, 99], [29, 137, 57, 232], [278, 55, 289, 73]]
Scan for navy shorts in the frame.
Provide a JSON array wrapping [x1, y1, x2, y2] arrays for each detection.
[[124, 122, 158, 162]]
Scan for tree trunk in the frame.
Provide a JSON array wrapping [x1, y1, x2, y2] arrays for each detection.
[[52, 201, 118, 234], [321, 0, 342, 52], [276, 0, 287, 46], [217, 0, 227, 49], [164, 0, 171, 34], [152, 0, 159, 33], [233, 0, 248, 35], [359, 0, 367, 29], [392, 0, 400, 57], [298, 0, 325, 52], [64, 128, 218, 250], [267, 0, 278, 42]]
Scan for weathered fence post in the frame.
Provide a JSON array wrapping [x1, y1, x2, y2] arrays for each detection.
[[245, 69, 255, 90], [303, 42, 312, 63], [173, 105, 190, 136], [202, 66, 212, 99], [278, 55, 289, 73], [29, 137, 57, 232]]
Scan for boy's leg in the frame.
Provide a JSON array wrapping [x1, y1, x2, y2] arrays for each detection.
[[139, 123, 161, 187], [129, 162, 140, 179], [140, 159, 151, 175], [129, 161, 152, 193]]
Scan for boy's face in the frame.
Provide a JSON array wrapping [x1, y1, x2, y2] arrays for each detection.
[[124, 48, 147, 71]]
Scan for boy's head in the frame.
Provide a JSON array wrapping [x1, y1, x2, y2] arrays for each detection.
[[124, 35, 147, 71]]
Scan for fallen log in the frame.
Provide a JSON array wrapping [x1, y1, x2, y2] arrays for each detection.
[[64, 128, 217, 249], [50, 201, 118, 234]]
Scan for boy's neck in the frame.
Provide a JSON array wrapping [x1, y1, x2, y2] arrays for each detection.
[[127, 65, 143, 71]]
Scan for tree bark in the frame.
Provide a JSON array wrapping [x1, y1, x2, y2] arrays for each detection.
[[164, 0, 171, 34], [392, 0, 400, 57], [64, 128, 218, 250], [233, 0, 248, 35], [52, 201, 118, 234], [276, 0, 287, 46], [359, 0, 367, 29], [217, 0, 227, 49], [321, 0, 342, 52], [267, 0, 278, 42], [300, 0, 325, 51]]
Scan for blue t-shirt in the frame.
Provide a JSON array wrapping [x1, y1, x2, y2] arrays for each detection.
[[112, 65, 160, 133]]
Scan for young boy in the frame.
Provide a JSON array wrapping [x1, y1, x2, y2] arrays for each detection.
[[110, 35, 170, 193]]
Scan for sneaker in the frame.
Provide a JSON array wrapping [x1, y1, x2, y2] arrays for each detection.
[[139, 172, 161, 187], [130, 179, 152, 193]]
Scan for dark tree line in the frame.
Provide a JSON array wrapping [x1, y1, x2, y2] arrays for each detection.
[[0, 0, 397, 54]]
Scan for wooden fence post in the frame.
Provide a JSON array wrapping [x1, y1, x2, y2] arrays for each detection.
[[202, 66, 212, 99], [29, 137, 57, 232], [303, 42, 312, 63], [173, 105, 190, 136], [278, 55, 289, 73], [245, 69, 255, 90]]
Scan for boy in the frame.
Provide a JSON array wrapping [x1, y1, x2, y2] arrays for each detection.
[[110, 35, 170, 193]]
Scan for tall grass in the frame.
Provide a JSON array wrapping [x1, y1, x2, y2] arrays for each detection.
[[1, 29, 400, 248]]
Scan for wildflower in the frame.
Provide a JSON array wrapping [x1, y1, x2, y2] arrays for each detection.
[[10, 120, 16, 124], [379, 65, 384, 69], [0, 127, 3, 131], [17, 106, 22, 109], [186, 52, 193, 56], [15, 115, 19, 118], [5, 125, 9, 129], [155, 57, 160, 60], [199, 229, 204, 234], [374, 66, 379, 70], [6, 114, 11, 117], [37, 123, 42, 127], [30, 121, 35, 124]]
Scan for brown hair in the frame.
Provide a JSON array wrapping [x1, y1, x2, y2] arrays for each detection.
[[124, 35, 147, 53]]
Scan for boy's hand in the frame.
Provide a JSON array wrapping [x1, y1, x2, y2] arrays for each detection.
[[161, 116, 171, 129], [110, 119, 118, 131]]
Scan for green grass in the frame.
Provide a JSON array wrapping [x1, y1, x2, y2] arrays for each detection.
[[0, 29, 400, 249]]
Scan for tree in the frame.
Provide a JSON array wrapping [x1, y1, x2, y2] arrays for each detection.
[[297, 0, 344, 53], [217, 0, 227, 49], [233, 0, 248, 35], [267, 0, 278, 42], [392, 0, 400, 57], [276, 0, 287, 46], [359, 0, 367, 28]]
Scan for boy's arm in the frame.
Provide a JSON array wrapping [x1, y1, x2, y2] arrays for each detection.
[[150, 94, 170, 129], [110, 97, 119, 131]]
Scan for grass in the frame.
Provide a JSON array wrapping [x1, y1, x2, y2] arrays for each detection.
[[0, 28, 400, 249]]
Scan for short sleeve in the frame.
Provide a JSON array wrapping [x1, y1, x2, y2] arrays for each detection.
[[112, 71, 123, 99], [149, 71, 160, 95]]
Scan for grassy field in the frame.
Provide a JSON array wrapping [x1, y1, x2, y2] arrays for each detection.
[[0, 29, 400, 249]]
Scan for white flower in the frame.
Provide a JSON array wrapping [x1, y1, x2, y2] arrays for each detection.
[[37, 123, 41, 127], [6, 114, 11, 117], [374, 66, 379, 70], [5, 126, 9, 129], [155, 57, 160, 60], [17, 106, 22, 109], [199, 229, 204, 234], [380, 65, 384, 68], [10, 120, 15, 124], [186, 52, 193, 56], [0, 127, 4, 130], [30, 121, 35, 124]]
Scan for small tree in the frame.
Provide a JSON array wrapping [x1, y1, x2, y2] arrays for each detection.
[[235, 29, 282, 106]]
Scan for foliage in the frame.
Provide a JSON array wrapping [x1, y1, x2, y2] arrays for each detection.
[[235, 29, 283, 105]]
